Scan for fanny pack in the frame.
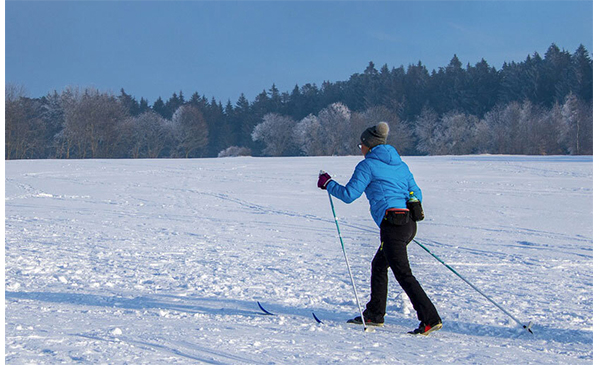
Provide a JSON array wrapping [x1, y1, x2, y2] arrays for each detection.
[[384, 208, 411, 226]]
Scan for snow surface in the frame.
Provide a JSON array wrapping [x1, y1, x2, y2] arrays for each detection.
[[5, 155, 593, 364]]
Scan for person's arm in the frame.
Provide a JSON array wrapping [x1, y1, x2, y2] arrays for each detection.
[[326, 162, 372, 204]]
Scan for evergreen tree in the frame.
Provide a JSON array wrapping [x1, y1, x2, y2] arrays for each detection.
[[320, 81, 344, 111], [152, 97, 169, 119], [540, 44, 573, 106], [466, 59, 500, 117], [431, 55, 467, 113], [139, 97, 151, 114], [165, 92, 185, 119], [233, 93, 252, 148], [387, 65, 408, 119], [205, 98, 228, 156], [522, 53, 544, 104], [498, 61, 520, 104], [286, 85, 306, 120], [404, 62, 430, 120], [268, 84, 283, 113], [362, 61, 382, 109], [572, 44, 593, 102], [118, 88, 141, 116], [299, 83, 321, 116]]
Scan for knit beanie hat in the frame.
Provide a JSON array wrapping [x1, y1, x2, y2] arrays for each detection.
[[360, 122, 389, 149]]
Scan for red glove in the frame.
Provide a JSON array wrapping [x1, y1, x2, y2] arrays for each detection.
[[318, 171, 332, 190]]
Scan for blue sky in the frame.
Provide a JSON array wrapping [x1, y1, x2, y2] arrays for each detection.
[[5, 1, 593, 105]]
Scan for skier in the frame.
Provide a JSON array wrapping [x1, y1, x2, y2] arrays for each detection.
[[317, 122, 442, 335]]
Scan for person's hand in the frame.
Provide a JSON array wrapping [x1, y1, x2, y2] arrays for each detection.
[[317, 171, 332, 190]]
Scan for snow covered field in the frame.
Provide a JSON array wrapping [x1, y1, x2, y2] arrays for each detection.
[[5, 155, 593, 363]]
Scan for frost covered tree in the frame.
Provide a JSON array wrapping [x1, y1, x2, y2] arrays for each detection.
[[317, 102, 353, 155], [414, 107, 442, 155], [523, 100, 561, 155], [293, 114, 321, 156], [496, 102, 522, 154], [415, 107, 485, 155], [171, 104, 209, 158], [479, 99, 583, 155], [42, 91, 66, 158], [251, 113, 296, 156], [438, 111, 479, 155], [122, 111, 170, 158], [52, 87, 81, 159], [292, 102, 353, 156], [559, 93, 593, 155], [217, 146, 252, 158]]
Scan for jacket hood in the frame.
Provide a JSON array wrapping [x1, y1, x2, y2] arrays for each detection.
[[366, 144, 402, 165]]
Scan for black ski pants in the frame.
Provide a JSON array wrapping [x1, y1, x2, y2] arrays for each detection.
[[364, 217, 441, 325]]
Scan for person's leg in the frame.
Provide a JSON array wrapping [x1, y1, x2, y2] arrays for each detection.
[[363, 245, 389, 322], [381, 220, 441, 325]]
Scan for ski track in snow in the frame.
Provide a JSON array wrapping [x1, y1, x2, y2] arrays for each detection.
[[5, 156, 593, 363]]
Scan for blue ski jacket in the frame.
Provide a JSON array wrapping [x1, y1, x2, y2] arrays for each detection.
[[326, 144, 422, 227]]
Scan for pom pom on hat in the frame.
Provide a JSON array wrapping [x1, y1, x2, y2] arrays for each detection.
[[375, 121, 389, 137], [360, 122, 389, 148]]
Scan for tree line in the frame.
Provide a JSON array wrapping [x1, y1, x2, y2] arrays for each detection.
[[5, 43, 592, 160]]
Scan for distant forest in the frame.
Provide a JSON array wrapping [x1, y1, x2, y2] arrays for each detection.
[[5, 43, 593, 160]]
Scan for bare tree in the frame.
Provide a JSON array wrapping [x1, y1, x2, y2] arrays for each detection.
[[5, 84, 29, 159], [5, 84, 46, 159], [60, 87, 127, 158]]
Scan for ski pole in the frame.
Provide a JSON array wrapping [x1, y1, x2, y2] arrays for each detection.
[[327, 192, 369, 332], [413, 239, 533, 334]]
